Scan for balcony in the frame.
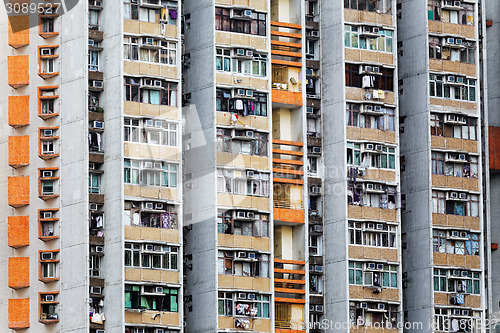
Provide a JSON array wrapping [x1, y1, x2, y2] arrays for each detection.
[[273, 139, 305, 224], [274, 258, 306, 332], [271, 21, 303, 107]]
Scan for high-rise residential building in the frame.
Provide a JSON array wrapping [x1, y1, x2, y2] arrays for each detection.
[[1, 0, 496, 332], [1, 0, 183, 331], [398, 0, 488, 331]]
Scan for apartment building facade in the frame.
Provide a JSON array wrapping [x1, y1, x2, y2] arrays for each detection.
[[1, 0, 183, 331], [398, 0, 488, 331]]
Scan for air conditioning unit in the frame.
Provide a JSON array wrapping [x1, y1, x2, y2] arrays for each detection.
[[154, 80, 162, 87], [238, 293, 247, 299], [375, 144, 383, 151], [376, 224, 384, 230], [96, 329, 105, 333], [245, 90, 254, 97], [145, 37, 154, 45], [134, 329, 145, 333], [42, 170, 54, 178], [243, 9, 252, 17], [41, 252, 54, 260], [461, 270, 468, 277], [372, 27, 380, 34], [143, 162, 154, 169], [456, 77, 464, 84], [453, 270, 460, 276], [307, 107, 314, 114], [153, 245, 162, 252], [453, 309, 461, 315], [143, 78, 154, 86], [310, 186, 321, 194], [145, 244, 154, 251], [462, 310, 469, 316], [447, 76, 455, 82], [90, 203, 98, 211], [315, 265, 323, 272], [364, 105, 373, 112], [88, 40, 95, 46], [43, 212, 53, 219], [155, 287, 163, 293], [245, 131, 254, 138], [91, 286, 102, 294], [247, 212, 255, 219], [365, 143, 375, 151], [455, 38, 463, 45], [367, 223, 375, 229], [144, 202, 154, 210], [448, 192, 459, 199], [368, 263, 376, 269], [312, 147, 321, 154], [95, 246, 104, 253], [236, 49, 245, 56], [43, 129, 54, 137], [247, 170, 255, 178], [246, 50, 254, 57], [41, 48, 53, 56], [92, 80, 104, 88], [454, 1, 461, 7], [447, 115, 456, 122], [155, 203, 164, 210], [451, 230, 460, 238], [447, 37, 455, 44], [315, 305, 324, 312], [459, 154, 466, 161], [238, 251, 247, 258], [378, 304, 385, 310], [92, 0, 102, 7], [45, 295, 55, 302], [153, 162, 162, 169], [377, 264, 384, 269], [459, 193, 468, 200], [144, 119, 154, 127], [313, 225, 323, 232], [363, 26, 371, 33], [155, 329, 164, 333], [92, 121, 104, 129], [89, 163, 95, 170], [248, 252, 256, 259], [359, 302, 368, 309], [372, 66, 380, 73], [236, 211, 246, 219], [308, 30, 319, 38], [374, 105, 382, 112]]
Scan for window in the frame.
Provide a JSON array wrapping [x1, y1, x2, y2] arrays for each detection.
[[41, 18, 55, 33], [430, 74, 476, 102], [89, 254, 101, 277], [433, 229, 480, 256], [344, 0, 392, 13], [308, 156, 318, 176], [89, 9, 99, 29], [216, 129, 268, 156], [346, 103, 360, 127], [39, 87, 59, 117], [431, 113, 477, 140], [39, 168, 58, 197], [310, 274, 323, 294], [216, 48, 231, 72], [124, 36, 139, 60], [124, 77, 140, 102], [431, 152, 445, 175], [348, 181, 397, 209], [349, 222, 397, 248], [89, 172, 101, 194], [124, 118, 140, 142], [217, 169, 269, 197], [39, 209, 58, 239], [217, 250, 270, 277], [429, 36, 476, 64], [433, 190, 480, 217], [124, 159, 178, 188], [40, 293, 59, 321], [125, 243, 178, 270], [125, 284, 179, 312], [88, 50, 99, 71], [39, 251, 59, 281], [345, 64, 394, 91], [215, 7, 267, 36], [218, 292, 270, 318], [217, 210, 269, 237], [428, 0, 474, 25], [129, 79, 177, 106], [218, 292, 233, 316], [124, 200, 178, 229], [346, 104, 395, 131], [128, 37, 177, 65], [348, 262, 398, 288], [125, 118, 178, 146], [433, 269, 447, 291], [309, 235, 323, 256], [349, 262, 363, 285], [345, 25, 393, 53], [40, 58, 57, 74], [347, 143, 361, 166]]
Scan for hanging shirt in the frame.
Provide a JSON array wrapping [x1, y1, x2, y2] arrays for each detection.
[[235, 99, 244, 110]]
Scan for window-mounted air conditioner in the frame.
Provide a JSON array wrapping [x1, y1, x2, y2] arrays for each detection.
[[367, 223, 375, 229], [153, 245, 162, 252], [459, 154, 466, 161], [246, 50, 254, 57], [41, 252, 54, 260], [451, 230, 460, 238], [236, 211, 246, 219], [134, 329, 145, 333], [315, 265, 323, 272], [247, 212, 255, 219], [41, 48, 53, 56], [155, 203, 164, 210], [359, 302, 368, 309], [247, 293, 255, 300], [248, 252, 256, 259], [372, 66, 380, 73], [95, 246, 104, 253], [308, 30, 319, 38], [43, 212, 53, 219], [462, 310, 469, 316], [45, 294, 55, 302], [455, 38, 463, 45], [453, 309, 461, 315], [447, 76, 455, 82], [368, 263, 376, 269], [92, 80, 104, 88], [144, 119, 154, 127], [377, 264, 384, 269], [378, 304, 385, 310], [313, 225, 323, 232], [155, 329, 164, 333], [448, 192, 459, 199], [459, 193, 468, 200], [91, 286, 102, 294], [154, 80, 162, 87], [245, 131, 254, 138], [315, 305, 324, 312], [154, 120, 163, 128], [307, 107, 314, 114], [237, 251, 247, 258], [246, 90, 254, 97], [461, 270, 469, 277], [90, 203, 98, 211], [42, 171, 54, 178], [375, 144, 383, 151], [143, 78, 154, 86], [144, 244, 154, 251], [374, 105, 383, 112], [145, 37, 154, 45], [312, 147, 321, 154], [88, 40, 95, 47], [92, 121, 104, 129], [456, 77, 464, 84], [243, 9, 252, 17], [310, 186, 321, 194], [246, 170, 255, 178], [143, 161, 154, 169], [365, 143, 375, 151], [236, 48, 245, 56], [143, 202, 154, 210], [372, 27, 380, 34], [236, 88, 246, 96], [452, 270, 460, 276], [364, 105, 373, 112], [366, 184, 374, 190], [89, 163, 96, 170], [43, 129, 54, 137], [155, 287, 163, 293], [376, 224, 384, 230], [363, 26, 371, 33], [238, 293, 247, 299]]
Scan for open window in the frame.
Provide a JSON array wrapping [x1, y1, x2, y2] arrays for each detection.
[[39, 250, 59, 282], [38, 167, 59, 200], [39, 127, 59, 160], [38, 86, 59, 119], [38, 208, 59, 241], [39, 292, 59, 323]]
